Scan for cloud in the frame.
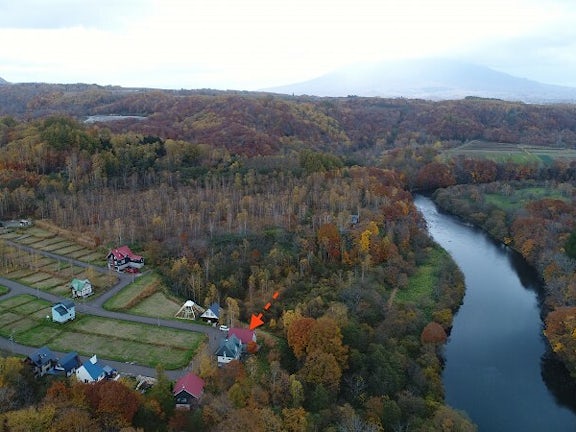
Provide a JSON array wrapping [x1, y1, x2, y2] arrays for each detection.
[[0, 0, 152, 29], [2, 0, 576, 89]]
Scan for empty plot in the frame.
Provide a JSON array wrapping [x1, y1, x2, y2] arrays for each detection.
[[17, 325, 63, 345], [0, 294, 37, 308], [129, 292, 182, 318], [42, 241, 73, 252], [21, 272, 53, 285]]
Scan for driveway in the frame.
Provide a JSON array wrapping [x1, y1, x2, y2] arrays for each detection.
[[0, 244, 224, 380]]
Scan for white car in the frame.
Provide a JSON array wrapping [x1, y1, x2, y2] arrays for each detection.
[[219, 325, 229, 332]]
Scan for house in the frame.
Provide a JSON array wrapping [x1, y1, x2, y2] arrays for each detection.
[[107, 245, 144, 272], [24, 346, 58, 377], [200, 302, 220, 324], [52, 300, 75, 323], [75, 355, 117, 383], [70, 278, 93, 298], [228, 328, 257, 347], [52, 351, 81, 377], [215, 334, 243, 366], [173, 372, 205, 409]]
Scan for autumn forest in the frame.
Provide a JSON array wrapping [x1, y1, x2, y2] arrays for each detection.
[[2, 82, 576, 431]]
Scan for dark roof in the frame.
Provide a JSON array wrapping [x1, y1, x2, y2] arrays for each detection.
[[28, 346, 57, 367], [173, 372, 205, 398], [215, 334, 242, 358], [54, 305, 68, 316], [58, 352, 80, 372]]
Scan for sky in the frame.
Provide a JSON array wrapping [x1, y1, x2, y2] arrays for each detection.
[[1, 0, 576, 90]]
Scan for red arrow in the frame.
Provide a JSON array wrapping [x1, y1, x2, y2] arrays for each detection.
[[249, 313, 264, 330]]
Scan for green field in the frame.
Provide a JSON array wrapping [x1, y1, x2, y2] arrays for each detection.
[[104, 272, 183, 318], [484, 186, 568, 212], [444, 140, 576, 165], [0, 294, 204, 369], [0, 285, 8, 296]]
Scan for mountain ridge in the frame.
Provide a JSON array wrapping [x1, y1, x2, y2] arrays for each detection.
[[264, 59, 576, 103]]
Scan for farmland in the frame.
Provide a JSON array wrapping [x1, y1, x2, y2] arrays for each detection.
[[443, 140, 576, 164], [0, 226, 116, 297], [0, 294, 203, 369]]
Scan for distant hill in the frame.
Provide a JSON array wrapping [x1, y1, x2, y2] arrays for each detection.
[[0, 76, 9, 85], [264, 59, 576, 103]]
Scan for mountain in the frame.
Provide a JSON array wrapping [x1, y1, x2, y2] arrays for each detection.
[[0, 76, 9, 85], [265, 59, 576, 103]]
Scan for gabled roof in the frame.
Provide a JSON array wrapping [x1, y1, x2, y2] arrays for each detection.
[[108, 245, 142, 261], [70, 279, 90, 290], [58, 351, 81, 372], [28, 346, 57, 367], [173, 372, 205, 398], [54, 299, 75, 310], [228, 327, 256, 345], [81, 359, 105, 380], [215, 334, 242, 358], [201, 302, 220, 319]]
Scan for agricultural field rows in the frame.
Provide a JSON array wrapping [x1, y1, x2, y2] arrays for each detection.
[[444, 140, 576, 165], [0, 294, 203, 369]]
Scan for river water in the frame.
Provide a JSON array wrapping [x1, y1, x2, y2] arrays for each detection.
[[414, 195, 576, 432]]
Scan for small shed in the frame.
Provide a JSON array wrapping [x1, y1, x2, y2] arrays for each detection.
[[173, 372, 205, 409], [52, 300, 75, 323], [70, 278, 93, 298]]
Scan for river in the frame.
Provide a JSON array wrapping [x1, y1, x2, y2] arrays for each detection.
[[414, 195, 576, 432]]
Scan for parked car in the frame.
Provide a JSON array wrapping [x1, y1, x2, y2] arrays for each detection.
[[219, 325, 229, 332]]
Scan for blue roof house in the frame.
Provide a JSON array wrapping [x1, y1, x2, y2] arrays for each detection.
[[52, 352, 81, 377], [200, 302, 220, 323], [75, 355, 116, 383], [25, 346, 58, 377], [215, 334, 243, 366], [52, 300, 75, 323]]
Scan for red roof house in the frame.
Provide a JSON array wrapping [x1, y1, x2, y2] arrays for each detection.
[[173, 372, 205, 409], [228, 328, 257, 345], [107, 245, 144, 272]]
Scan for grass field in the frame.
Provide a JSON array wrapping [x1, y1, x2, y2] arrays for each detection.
[[0, 285, 9, 295], [395, 247, 448, 320], [484, 186, 568, 212], [104, 272, 185, 320], [0, 294, 204, 369], [444, 140, 576, 165]]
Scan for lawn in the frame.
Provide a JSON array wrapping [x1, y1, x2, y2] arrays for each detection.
[[484, 186, 568, 212], [104, 272, 162, 311], [129, 292, 182, 318], [0, 285, 8, 295]]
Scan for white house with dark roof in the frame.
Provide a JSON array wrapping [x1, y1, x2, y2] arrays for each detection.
[[200, 302, 220, 324], [52, 351, 81, 377], [25, 346, 58, 377], [52, 300, 75, 323], [215, 334, 243, 366]]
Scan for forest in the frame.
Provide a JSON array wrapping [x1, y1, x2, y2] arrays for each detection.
[[2, 84, 576, 431]]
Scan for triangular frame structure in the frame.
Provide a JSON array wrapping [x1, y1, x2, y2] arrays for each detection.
[[175, 300, 205, 320]]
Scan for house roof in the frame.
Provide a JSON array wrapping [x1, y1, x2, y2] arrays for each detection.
[[81, 359, 105, 380], [70, 279, 90, 290], [215, 334, 242, 358], [53, 305, 68, 316], [108, 245, 142, 261], [173, 372, 205, 398], [28, 346, 57, 367], [54, 300, 75, 310], [228, 328, 256, 345], [59, 352, 80, 372], [201, 302, 220, 320]]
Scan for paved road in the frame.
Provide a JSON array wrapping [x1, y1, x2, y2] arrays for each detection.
[[0, 245, 224, 380]]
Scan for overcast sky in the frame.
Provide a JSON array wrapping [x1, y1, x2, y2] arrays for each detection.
[[1, 0, 576, 90]]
